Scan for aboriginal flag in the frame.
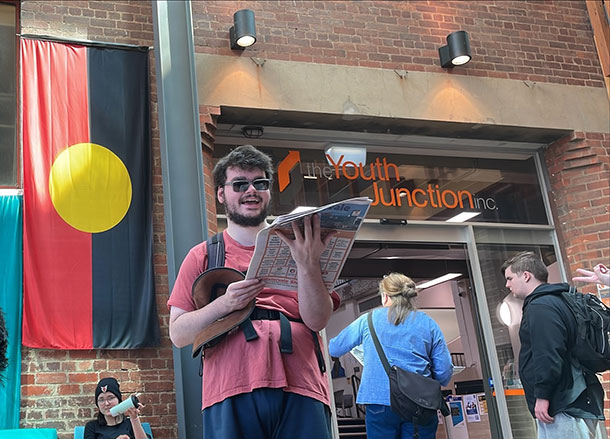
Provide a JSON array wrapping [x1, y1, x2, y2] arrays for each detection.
[[21, 38, 159, 349]]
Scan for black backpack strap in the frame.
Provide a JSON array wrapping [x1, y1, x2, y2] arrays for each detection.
[[312, 331, 326, 374], [367, 312, 392, 376], [206, 232, 225, 271], [249, 307, 326, 373]]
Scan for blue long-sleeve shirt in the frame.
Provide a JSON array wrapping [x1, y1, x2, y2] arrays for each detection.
[[329, 307, 453, 406]]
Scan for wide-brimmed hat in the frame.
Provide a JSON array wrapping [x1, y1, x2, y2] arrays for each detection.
[[191, 267, 254, 357]]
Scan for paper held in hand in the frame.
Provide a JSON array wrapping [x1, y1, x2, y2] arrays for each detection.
[[246, 197, 372, 291]]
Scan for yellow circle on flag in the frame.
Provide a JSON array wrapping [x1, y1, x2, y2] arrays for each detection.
[[49, 143, 132, 233]]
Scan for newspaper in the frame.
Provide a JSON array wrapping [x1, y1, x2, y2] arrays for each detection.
[[246, 197, 372, 291]]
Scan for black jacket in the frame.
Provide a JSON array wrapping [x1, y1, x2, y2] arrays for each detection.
[[518, 282, 604, 419]]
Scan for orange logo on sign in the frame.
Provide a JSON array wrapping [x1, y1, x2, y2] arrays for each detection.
[[277, 150, 301, 192], [277, 150, 492, 212]]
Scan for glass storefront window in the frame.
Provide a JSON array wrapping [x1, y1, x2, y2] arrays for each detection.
[[213, 145, 548, 225], [473, 230, 559, 439], [0, 2, 17, 187]]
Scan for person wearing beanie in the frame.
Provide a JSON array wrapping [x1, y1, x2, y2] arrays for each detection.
[[84, 377, 150, 439], [329, 273, 453, 439]]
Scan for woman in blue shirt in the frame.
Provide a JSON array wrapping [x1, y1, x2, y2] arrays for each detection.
[[329, 273, 453, 439]]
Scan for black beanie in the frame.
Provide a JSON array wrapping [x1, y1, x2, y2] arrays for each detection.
[[95, 377, 122, 405]]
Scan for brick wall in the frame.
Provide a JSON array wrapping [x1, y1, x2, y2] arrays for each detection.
[[544, 131, 610, 429], [193, 0, 605, 87], [545, 132, 610, 277], [19, 2, 177, 439]]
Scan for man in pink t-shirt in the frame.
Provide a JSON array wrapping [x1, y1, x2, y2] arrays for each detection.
[[168, 145, 338, 439]]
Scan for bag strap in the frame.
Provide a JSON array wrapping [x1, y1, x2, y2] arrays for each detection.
[[206, 232, 225, 270], [367, 312, 392, 376]]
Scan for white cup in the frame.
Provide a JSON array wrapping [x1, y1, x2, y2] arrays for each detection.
[[109, 395, 140, 417]]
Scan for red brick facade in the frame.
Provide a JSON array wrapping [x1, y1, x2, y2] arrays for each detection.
[[192, 0, 604, 87], [14, 1, 609, 438]]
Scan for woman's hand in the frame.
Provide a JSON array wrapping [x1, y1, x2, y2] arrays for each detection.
[[125, 403, 143, 420]]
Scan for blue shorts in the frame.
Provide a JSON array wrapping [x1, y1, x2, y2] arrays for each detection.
[[202, 388, 332, 439]]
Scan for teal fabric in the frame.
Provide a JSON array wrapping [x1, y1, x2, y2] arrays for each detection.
[[0, 429, 57, 439], [0, 195, 23, 429]]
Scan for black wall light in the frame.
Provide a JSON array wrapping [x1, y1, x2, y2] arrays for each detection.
[[230, 9, 256, 50], [439, 30, 471, 68]]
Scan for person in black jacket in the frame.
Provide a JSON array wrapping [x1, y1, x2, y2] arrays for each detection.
[[501, 252, 606, 439], [85, 377, 150, 439]]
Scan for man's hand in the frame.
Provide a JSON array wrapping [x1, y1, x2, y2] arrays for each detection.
[[276, 214, 334, 267], [573, 263, 610, 286], [221, 279, 264, 314], [534, 398, 554, 424], [169, 278, 264, 348]]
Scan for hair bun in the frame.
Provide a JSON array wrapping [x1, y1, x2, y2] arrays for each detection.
[[401, 283, 417, 298]]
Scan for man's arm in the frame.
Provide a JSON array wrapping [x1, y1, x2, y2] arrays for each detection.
[[277, 214, 334, 331], [169, 278, 264, 348], [528, 301, 570, 422]]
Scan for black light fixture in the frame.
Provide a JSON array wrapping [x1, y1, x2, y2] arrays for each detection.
[[438, 30, 471, 68], [230, 9, 256, 50]]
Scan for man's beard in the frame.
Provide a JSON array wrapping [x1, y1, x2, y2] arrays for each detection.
[[224, 198, 269, 227]]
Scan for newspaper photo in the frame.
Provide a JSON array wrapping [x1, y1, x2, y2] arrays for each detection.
[[246, 197, 372, 291]]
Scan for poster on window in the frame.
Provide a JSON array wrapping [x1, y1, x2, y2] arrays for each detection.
[[464, 394, 481, 422], [477, 393, 488, 415]]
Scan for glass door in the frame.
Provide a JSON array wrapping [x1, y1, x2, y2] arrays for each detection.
[[468, 226, 562, 439], [328, 222, 501, 439]]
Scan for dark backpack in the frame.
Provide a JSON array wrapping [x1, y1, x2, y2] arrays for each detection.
[[559, 287, 610, 372]]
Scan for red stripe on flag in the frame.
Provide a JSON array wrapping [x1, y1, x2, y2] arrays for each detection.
[[22, 39, 93, 349]]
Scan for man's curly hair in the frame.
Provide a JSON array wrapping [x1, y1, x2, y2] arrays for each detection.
[[0, 308, 8, 383]]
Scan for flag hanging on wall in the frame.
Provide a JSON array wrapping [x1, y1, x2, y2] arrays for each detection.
[[21, 38, 159, 349]]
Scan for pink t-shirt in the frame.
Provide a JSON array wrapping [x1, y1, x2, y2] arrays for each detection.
[[167, 230, 338, 410]]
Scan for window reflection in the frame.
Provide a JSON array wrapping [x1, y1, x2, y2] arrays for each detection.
[[214, 145, 548, 225], [0, 2, 17, 186]]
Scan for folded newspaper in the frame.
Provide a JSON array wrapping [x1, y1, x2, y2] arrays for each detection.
[[246, 197, 372, 291]]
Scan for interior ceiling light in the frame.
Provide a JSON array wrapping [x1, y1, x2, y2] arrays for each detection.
[[230, 9, 256, 50], [241, 126, 264, 138], [446, 212, 481, 223], [325, 145, 367, 167], [498, 302, 513, 326], [417, 273, 462, 290], [439, 30, 471, 68]]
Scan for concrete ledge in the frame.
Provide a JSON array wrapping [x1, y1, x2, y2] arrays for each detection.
[[196, 53, 609, 134]]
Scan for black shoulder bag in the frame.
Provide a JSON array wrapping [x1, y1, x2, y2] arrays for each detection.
[[367, 312, 449, 437]]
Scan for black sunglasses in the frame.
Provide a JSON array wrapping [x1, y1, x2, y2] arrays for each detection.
[[224, 178, 271, 192]]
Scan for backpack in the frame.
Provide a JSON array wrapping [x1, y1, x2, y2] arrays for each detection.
[[559, 286, 610, 372]]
